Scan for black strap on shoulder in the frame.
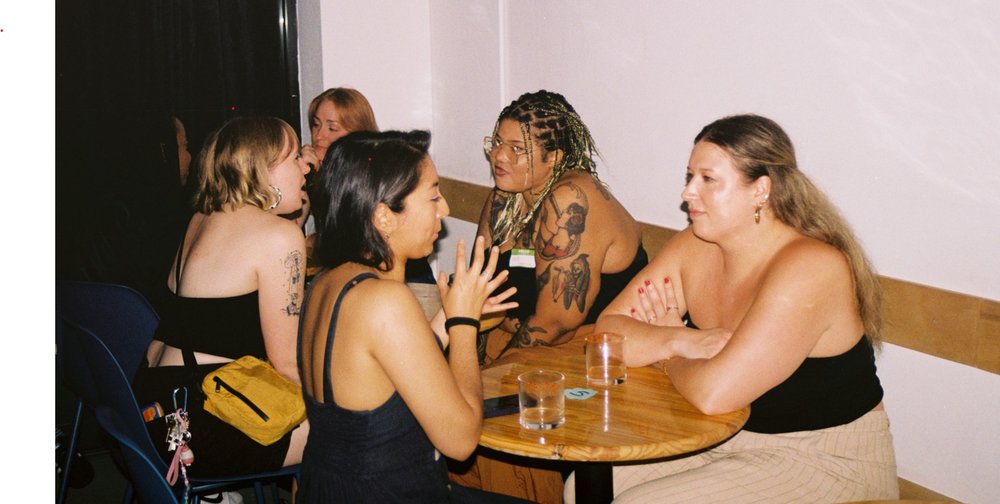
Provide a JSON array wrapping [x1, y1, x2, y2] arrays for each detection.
[[169, 230, 201, 369], [321, 272, 378, 403]]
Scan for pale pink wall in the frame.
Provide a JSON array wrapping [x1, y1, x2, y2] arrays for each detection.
[[299, 2, 1000, 501]]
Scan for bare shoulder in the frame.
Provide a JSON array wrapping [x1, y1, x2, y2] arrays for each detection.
[[556, 172, 613, 203], [764, 236, 853, 293], [349, 278, 423, 319], [257, 214, 306, 250], [652, 227, 713, 266], [774, 236, 849, 274]]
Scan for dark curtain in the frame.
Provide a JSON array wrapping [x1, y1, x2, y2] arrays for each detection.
[[57, 0, 299, 138], [56, 0, 300, 312]]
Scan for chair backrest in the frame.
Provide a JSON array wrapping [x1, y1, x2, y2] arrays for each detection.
[[96, 407, 179, 504], [57, 317, 300, 502], [56, 281, 160, 379], [57, 317, 169, 475]]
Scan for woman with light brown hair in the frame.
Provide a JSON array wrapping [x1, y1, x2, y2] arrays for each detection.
[[302, 87, 379, 167], [134, 116, 312, 477], [568, 114, 897, 503]]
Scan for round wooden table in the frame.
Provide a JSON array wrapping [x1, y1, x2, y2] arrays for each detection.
[[479, 353, 749, 504]]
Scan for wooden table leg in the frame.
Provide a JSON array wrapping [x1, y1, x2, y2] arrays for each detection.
[[575, 462, 613, 504]]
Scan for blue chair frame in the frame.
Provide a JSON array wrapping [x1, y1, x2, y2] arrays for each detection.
[[96, 408, 179, 504], [57, 281, 161, 504], [56, 282, 299, 503]]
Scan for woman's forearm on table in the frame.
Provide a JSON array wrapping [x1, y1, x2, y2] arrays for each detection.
[[596, 314, 688, 367], [662, 357, 744, 415]]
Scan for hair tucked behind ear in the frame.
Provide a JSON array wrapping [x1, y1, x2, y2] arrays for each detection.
[[312, 130, 430, 271], [489, 90, 602, 246], [696, 114, 883, 347]]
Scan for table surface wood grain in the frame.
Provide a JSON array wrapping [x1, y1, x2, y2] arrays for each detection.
[[479, 353, 749, 463]]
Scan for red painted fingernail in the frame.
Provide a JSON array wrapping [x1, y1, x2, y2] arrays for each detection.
[[644, 279, 651, 286], [630, 308, 636, 313], [638, 287, 645, 294], [664, 277, 671, 284]]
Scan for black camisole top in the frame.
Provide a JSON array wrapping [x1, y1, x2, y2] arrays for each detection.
[[296, 273, 451, 503], [744, 336, 884, 434], [154, 233, 267, 360]]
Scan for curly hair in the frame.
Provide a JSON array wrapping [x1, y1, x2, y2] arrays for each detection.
[[488, 90, 601, 246], [695, 114, 883, 346]]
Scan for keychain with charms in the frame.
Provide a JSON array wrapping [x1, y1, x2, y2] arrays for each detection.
[[165, 387, 194, 502]]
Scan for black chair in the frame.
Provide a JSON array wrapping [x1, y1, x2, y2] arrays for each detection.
[[56, 284, 299, 503]]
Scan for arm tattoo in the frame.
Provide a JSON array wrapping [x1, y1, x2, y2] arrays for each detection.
[[537, 262, 553, 291], [536, 183, 588, 261], [552, 254, 590, 313], [512, 320, 549, 348], [281, 250, 303, 316], [493, 318, 549, 362]]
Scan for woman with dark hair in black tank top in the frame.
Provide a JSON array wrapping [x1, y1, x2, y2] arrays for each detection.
[[296, 130, 527, 503]]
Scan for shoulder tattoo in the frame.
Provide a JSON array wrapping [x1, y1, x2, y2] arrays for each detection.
[[536, 182, 588, 261]]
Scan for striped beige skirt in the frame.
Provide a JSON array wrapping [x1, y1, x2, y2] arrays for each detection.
[[565, 409, 898, 503]]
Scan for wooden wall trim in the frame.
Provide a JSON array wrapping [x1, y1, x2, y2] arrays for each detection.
[[440, 177, 1000, 376]]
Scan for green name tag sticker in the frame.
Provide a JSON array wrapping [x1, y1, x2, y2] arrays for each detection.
[[509, 248, 535, 268]]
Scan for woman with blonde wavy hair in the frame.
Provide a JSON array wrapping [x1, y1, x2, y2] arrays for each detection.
[[568, 114, 897, 503], [134, 116, 311, 477]]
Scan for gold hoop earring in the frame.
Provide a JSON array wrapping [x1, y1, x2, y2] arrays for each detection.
[[754, 204, 763, 224]]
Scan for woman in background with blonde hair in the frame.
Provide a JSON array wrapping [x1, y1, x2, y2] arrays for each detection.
[[134, 116, 311, 477]]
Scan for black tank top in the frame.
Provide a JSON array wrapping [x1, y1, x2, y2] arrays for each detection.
[[155, 233, 267, 360], [296, 273, 451, 503], [744, 336, 884, 433]]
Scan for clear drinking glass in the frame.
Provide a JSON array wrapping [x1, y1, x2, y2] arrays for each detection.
[[585, 332, 627, 386], [517, 370, 565, 430]]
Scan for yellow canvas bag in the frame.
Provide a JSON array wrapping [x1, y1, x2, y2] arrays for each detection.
[[201, 355, 306, 446]]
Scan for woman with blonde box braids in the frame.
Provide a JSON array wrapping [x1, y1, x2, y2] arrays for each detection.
[[449, 90, 646, 503], [475, 90, 646, 368]]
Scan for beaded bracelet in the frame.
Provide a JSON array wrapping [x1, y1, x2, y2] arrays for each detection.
[[445, 317, 481, 333]]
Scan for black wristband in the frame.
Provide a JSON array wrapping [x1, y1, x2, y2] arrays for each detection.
[[445, 317, 480, 333]]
